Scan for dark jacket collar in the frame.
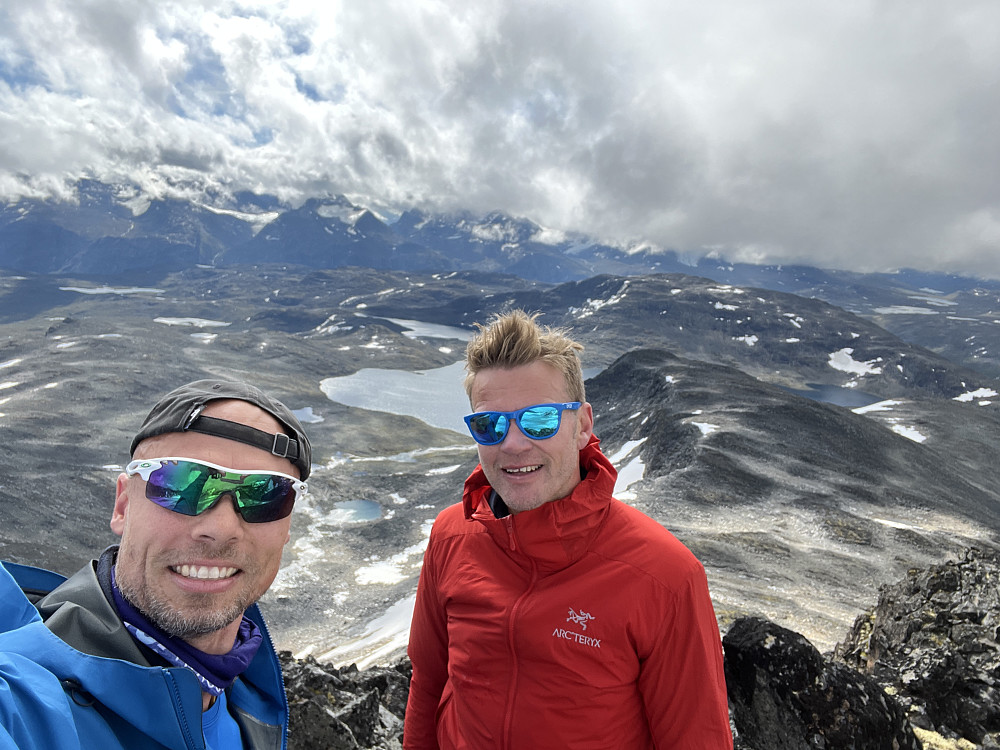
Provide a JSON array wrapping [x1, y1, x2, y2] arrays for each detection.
[[36, 546, 153, 664]]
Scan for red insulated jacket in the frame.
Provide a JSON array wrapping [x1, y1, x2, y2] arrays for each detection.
[[403, 436, 733, 749]]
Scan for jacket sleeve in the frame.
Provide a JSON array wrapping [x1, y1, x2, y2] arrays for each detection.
[[0, 564, 83, 750], [0, 653, 84, 750], [402, 531, 449, 750], [638, 561, 733, 749]]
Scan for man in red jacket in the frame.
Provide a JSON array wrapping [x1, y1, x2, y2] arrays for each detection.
[[404, 310, 733, 749]]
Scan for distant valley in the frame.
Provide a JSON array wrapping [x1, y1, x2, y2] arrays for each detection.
[[1, 182, 999, 666]]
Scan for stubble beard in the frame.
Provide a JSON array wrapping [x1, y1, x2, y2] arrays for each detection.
[[116, 544, 261, 639]]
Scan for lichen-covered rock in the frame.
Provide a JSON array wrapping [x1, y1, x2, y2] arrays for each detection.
[[725, 616, 919, 749], [279, 652, 410, 750], [836, 548, 1000, 747]]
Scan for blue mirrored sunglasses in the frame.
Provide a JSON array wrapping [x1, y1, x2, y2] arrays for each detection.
[[463, 402, 581, 446], [125, 457, 307, 523]]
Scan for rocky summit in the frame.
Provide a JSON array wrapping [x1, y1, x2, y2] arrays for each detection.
[[836, 548, 1000, 747], [725, 617, 919, 750], [279, 550, 1000, 749], [279, 652, 410, 750]]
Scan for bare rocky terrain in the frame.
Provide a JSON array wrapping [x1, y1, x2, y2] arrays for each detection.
[[1, 263, 998, 676]]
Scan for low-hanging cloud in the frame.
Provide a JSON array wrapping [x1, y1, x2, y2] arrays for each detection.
[[1, 0, 998, 277]]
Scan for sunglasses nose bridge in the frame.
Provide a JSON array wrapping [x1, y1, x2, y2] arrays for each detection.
[[503, 415, 538, 446], [190, 489, 249, 530]]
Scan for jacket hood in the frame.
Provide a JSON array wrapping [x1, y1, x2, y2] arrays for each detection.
[[462, 434, 619, 572]]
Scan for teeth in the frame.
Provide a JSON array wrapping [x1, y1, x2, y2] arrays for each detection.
[[505, 466, 540, 474], [173, 565, 238, 580]]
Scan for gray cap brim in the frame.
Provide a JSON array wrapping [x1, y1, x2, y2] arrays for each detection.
[[130, 379, 312, 479]]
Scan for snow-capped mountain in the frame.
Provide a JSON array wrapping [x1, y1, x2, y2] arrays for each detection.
[[4, 180, 1000, 380]]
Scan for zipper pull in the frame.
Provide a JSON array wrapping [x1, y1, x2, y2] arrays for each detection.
[[504, 516, 516, 551]]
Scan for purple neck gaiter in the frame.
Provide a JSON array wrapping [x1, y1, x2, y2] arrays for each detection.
[[111, 566, 262, 696]]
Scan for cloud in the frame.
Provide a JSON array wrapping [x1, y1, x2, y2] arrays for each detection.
[[1, 0, 998, 277]]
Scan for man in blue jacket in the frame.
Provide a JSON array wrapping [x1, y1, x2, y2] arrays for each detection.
[[0, 379, 312, 749]]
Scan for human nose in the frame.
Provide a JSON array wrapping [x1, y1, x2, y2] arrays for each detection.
[[501, 420, 535, 450], [189, 493, 244, 541]]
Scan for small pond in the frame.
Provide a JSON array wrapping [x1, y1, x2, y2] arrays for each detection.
[[328, 499, 383, 523], [781, 383, 882, 409]]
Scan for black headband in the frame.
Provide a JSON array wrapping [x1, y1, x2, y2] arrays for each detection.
[[185, 414, 303, 465]]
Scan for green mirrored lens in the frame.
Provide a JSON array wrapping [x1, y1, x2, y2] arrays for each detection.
[[145, 462, 212, 514], [144, 461, 295, 522]]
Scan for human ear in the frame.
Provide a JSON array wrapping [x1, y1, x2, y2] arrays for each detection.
[[110, 473, 130, 536], [575, 402, 594, 449]]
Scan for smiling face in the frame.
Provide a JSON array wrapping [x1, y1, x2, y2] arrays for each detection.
[[469, 360, 594, 515], [111, 399, 296, 654]]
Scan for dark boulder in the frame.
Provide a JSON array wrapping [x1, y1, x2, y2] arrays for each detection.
[[725, 616, 919, 749], [279, 652, 410, 750]]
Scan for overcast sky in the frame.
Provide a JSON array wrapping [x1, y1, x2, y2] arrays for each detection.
[[1, 1, 997, 277]]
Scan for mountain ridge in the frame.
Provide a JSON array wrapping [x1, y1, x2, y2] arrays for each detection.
[[5, 179, 1000, 381]]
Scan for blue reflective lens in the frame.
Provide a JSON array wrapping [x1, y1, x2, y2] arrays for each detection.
[[463, 402, 581, 445]]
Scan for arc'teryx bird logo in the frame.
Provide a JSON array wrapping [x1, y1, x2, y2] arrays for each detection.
[[566, 608, 595, 631], [553, 607, 601, 649]]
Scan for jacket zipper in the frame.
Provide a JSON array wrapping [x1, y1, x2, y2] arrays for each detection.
[[502, 517, 537, 750], [254, 611, 289, 750]]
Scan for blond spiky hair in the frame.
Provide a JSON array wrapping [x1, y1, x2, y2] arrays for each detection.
[[463, 309, 586, 403]]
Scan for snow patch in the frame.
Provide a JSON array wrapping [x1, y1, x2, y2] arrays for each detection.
[[607, 439, 647, 500], [354, 537, 430, 586], [60, 285, 164, 295], [198, 203, 280, 231], [873, 306, 939, 315], [383, 318, 473, 341], [828, 348, 882, 375], [891, 425, 927, 443], [154, 317, 230, 328], [873, 517, 918, 530], [853, 399, 903, 415], [317, 203, 366, 225], [954, 387, 999, 402], [428, 464, 463, 475], [707, 286, 745, 295], [907, 294, 957, 307], [571, 281, 631, 318], [318, 593, 417, 670], [613, 456, 646, 500], [293, 406, 324, 424]]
